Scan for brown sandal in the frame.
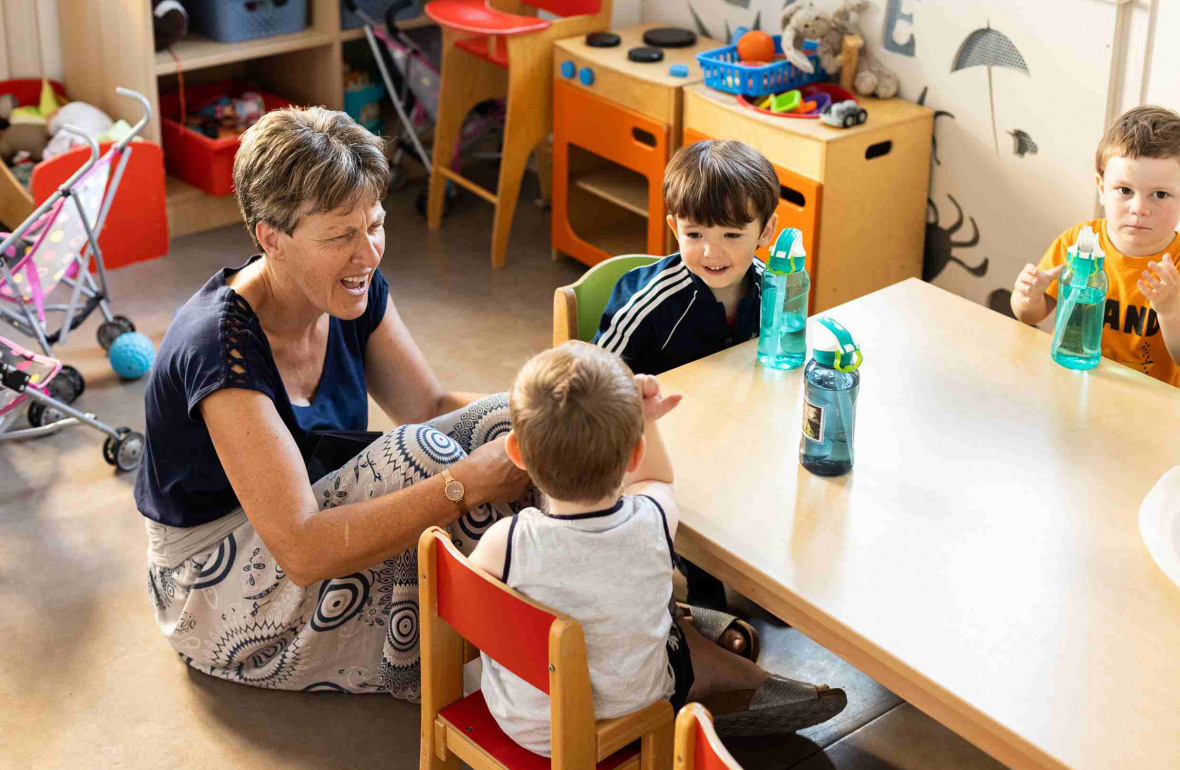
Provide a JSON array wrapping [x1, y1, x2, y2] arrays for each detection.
[[677, 603, 761, 662], [702, 676, 847, 737]]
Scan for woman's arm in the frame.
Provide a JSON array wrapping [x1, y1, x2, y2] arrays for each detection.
[[201, 388, 526, 587], [364, 297, 485, 424]]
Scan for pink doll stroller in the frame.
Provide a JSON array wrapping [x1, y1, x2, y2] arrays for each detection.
[[0, 335, 144, 470], [0, 88, 152, 401]]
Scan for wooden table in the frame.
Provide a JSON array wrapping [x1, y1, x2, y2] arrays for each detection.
[[658, 279, 1180, 770]]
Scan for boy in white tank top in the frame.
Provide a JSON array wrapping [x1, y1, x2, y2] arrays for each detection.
[[468, 342, 846, 755]]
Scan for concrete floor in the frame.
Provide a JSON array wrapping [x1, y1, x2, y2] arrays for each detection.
[[0, 179, 1007, 770]]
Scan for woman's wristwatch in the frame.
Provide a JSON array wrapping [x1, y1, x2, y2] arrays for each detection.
[[441, 468, 468, 515]]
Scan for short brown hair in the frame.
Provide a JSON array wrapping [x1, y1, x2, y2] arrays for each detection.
[[509, 342, 643, 504], [233, 106, 390, 248], [1096, 105, 1180, 176], [663, 140, 779, 229]]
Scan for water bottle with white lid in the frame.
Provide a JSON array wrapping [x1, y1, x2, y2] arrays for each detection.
[[1050, 225, 1108, 370], [800, 317, 861, 477], [758, 227, 810, 370]]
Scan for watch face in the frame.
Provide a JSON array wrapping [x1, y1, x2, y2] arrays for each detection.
[[445, 480, 464, 502]]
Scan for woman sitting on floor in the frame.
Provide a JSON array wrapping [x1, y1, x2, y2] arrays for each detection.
[[135, 106, 765, 705]]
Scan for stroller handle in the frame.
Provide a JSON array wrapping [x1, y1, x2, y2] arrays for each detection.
[[55, 125, 101, 192], [386, 0, 414, 30], [114, 88, 153, 150]]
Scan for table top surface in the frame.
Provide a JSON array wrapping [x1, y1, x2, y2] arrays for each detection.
[[556, 24, 722, 87], [684, 82, 931, 142], [657, 279, 1180, 770]]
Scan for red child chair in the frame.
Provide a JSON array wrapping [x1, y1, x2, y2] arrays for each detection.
[[418, 525, 674, 770], [673, 704, 743, 770], [423, 0, 613, 268]]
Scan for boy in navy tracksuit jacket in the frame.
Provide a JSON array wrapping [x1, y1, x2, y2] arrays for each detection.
[[594, 140, 781, 621]]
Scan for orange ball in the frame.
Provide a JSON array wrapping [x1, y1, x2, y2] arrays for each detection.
[[736, 31, 776, 64]]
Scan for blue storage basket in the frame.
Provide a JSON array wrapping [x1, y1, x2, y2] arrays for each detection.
[[341, 0, 422, 30], [696, 34, 827, 97], [188, 0, 309, 44]]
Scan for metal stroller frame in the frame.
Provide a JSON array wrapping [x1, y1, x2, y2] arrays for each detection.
[[0, 334, 144, 471], [0, 89, 153, 361]]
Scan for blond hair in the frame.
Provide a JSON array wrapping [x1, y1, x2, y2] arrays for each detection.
[[1096, 105, 1180, 176], [663, 140, 779, 229], [232, 106, 390, 249], [509, 342, 643, 503]]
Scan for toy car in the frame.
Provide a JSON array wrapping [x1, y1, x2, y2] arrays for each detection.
[[820, 100, 868, 128]]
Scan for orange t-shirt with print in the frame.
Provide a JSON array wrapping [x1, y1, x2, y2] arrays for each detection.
[[1039, 219, 1178, 387]]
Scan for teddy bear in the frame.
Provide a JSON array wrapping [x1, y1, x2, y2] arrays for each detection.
[[779, 0, 864, 76], [831, 0, 901, 99]]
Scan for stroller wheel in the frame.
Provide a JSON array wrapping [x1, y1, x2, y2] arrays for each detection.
[[388, 166, 410, 195], [103, 427, 128, 466], [49, 366, 84, 405], [415, 184, 453, 219], [27, 401, 67, 428], [112, 429, 145, 472], [97, 316, 136, 352]]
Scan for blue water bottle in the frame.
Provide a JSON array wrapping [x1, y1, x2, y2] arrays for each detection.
[[800, 317, 862, 477], [1050, 225, 1108, 370], [758, 228, 810, 370]]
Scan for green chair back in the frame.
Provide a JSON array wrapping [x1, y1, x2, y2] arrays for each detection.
[[571, 255, 661, 342]]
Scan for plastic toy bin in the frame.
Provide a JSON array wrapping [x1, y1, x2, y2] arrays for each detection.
[[696, 34, 826, 97], [187, 0, 308, 43], [159, 81, 293, 196]]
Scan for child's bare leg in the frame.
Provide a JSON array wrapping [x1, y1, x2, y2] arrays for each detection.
[[678, 615, 767, 699]]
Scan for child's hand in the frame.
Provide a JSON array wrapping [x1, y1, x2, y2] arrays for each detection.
[[1013, 263, 1064, 304], [635, 374, 682, 422], [1140, 254, 1180, 317]]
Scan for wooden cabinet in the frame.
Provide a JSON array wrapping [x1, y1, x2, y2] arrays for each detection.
[[683, 83, 932, 312]]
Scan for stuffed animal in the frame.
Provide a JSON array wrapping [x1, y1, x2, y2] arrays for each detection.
[[0, 94, 49, 163], [152, 0, 189, 52], [43, 102, 115, 159], [831, 0, 901, 99], [779, 0, 865, 75]]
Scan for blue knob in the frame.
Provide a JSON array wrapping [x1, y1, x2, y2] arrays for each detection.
[[669, 64, 689, 78], [560, 60, 576, 79], [578, 66, 595, 86]]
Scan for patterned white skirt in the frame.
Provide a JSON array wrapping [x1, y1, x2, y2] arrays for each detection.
[[145, 394, 526, 701]]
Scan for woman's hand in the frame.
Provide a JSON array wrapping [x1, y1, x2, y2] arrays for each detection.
[[458, 436, 532, 508]]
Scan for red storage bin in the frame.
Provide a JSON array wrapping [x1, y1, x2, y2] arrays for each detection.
[[159, 80, 293, 196]]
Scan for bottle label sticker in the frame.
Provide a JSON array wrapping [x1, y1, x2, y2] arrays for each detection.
[[803, 398, 825, 444]]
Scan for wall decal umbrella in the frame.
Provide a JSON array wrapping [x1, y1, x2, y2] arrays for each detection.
[[952, 23, 1029, 155]]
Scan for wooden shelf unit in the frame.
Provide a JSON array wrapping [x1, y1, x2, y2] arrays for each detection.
[[57, 0, 426, 239], [573, 166, 649, 218]]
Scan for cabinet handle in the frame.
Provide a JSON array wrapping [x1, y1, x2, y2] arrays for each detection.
[[865, 140, 893, 160], [780, 185, 806, 207], [632, 127, 657, 147]]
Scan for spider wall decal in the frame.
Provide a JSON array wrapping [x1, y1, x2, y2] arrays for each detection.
[[924, 194, 988, 281]]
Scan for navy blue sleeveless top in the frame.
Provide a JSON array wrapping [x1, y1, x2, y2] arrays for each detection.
[[134, 256, 390, 527]]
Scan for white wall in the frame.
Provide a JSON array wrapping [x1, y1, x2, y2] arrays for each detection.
[[0, 0, 63, 82], [640, 0, 1175, 317]]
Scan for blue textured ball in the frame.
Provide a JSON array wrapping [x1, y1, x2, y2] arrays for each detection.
[[109, 332, 156, 380]]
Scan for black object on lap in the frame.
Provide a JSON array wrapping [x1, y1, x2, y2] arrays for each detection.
[[305, 430, 385, 483], [642, 28, 696, 48], [628, 46, 664, 63], [585, 31, 621, 47]]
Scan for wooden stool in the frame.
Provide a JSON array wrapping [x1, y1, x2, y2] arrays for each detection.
[[424, 0, 613, 268]]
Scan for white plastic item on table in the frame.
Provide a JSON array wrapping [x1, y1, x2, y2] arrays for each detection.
[[1140, 465, 1180, 590]]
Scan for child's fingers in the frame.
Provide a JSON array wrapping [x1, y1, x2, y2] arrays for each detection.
[[1142, 269, 1164, 291], [1044, 263, 1065, 280]]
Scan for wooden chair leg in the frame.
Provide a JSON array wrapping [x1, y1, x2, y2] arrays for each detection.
[[641, 716, 674, 770], [489, 41, 552, 267], [428, 34, 507, 230]]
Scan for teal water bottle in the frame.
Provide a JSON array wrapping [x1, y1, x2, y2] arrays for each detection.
[[800, 318, 862, 477], [758, 228, 810, 370], [1050, 225, 1108, 371]]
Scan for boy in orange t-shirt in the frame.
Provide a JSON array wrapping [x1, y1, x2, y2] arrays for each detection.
[[1011, 106, 1180, 387]]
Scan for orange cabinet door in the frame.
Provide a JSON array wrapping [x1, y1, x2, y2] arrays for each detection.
[[553, 80, 671, 266]]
